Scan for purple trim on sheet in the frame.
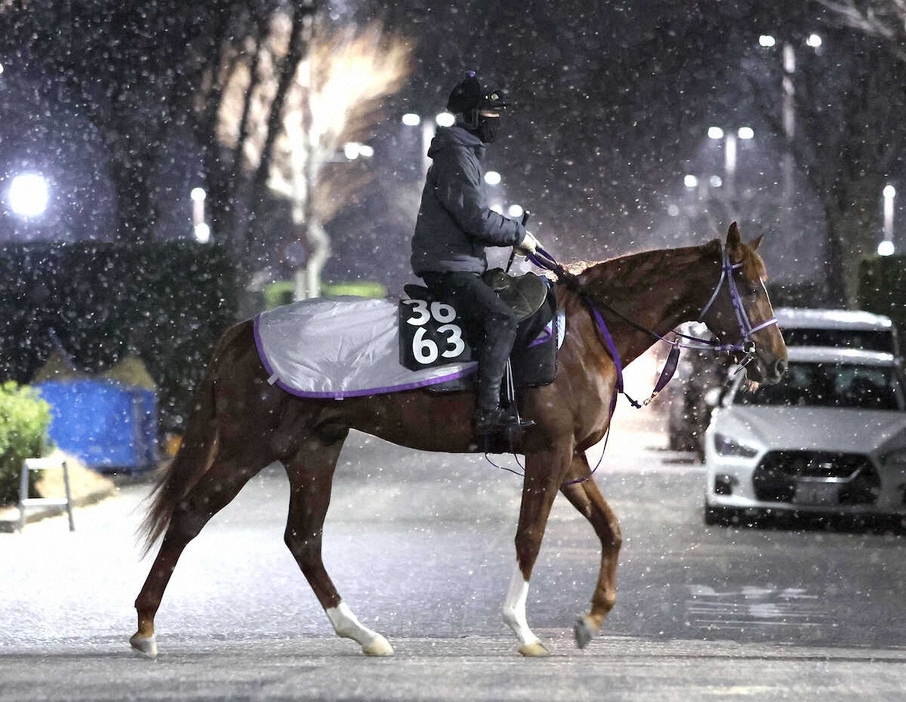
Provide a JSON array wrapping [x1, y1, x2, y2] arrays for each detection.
[[270, 364, 478, 400], [528, 320, 554, 348]]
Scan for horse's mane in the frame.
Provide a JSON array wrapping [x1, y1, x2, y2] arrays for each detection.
[[570, 237, 766, 296]]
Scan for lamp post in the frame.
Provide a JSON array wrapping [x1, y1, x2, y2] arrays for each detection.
[[760, 33, 822, 229], [402, 112, 454, 176], [190, 187, 209, 243], [879, 185, 896, 256], [707, 126, 754, 212]]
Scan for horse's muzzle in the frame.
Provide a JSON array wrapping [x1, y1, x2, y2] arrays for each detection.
[[754, 354, 787, 385]]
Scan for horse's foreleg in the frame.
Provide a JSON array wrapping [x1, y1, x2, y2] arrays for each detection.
[[130, 454, 259, 657], [504, 448, 572, 657], [283, 438, 393, 657], [560, 452, 622, 648]]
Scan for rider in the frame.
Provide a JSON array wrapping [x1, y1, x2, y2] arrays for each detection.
[[410, 71, 541, 436]]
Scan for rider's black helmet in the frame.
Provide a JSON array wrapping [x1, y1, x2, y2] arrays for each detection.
[[446, 71, 508, 129]]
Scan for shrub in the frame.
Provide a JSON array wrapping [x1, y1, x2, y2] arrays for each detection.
[[0, 382, 51, 505]]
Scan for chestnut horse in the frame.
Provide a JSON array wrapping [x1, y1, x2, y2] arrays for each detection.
[[131, 223, 787, 658]]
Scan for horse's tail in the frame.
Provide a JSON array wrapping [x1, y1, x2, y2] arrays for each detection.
[[137, 326, 236, 557]]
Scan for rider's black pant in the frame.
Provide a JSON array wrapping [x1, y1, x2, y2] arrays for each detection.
[[421, 271, 518, 411]]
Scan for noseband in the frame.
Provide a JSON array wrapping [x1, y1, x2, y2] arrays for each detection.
[[696, 246, 778, 368]]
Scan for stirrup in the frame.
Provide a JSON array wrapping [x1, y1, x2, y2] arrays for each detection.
[[474, 406, 534, 437]]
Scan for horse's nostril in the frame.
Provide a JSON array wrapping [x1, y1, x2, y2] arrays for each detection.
[[775, 358, 788, 377]]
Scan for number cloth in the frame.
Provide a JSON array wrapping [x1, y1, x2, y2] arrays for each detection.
[[254, 297, 477, 399]]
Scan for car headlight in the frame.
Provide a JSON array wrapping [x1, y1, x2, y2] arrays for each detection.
[[713, 432, 759, 458], [881, 448, 906, 466]]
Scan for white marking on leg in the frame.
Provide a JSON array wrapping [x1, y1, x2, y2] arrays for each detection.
[[326, 601, 394, 656], [502, 564, 541, 647]]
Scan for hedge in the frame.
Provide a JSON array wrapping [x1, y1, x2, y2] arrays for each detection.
[[0, 382, 51, 504], [0, 241, 238, 435], [859, 255, 906, 339]]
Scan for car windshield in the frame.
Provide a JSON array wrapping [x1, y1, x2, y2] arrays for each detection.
[[781, 328, 895, 354], [734, 361, 906, 410]]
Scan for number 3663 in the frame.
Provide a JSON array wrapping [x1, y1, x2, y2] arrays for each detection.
[[402, 299, 467, 365]]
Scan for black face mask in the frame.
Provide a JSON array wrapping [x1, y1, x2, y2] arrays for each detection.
[[475, 115, 501, 144]]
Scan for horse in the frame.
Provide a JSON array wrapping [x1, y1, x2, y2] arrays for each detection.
[[130, 222, 787, 658]]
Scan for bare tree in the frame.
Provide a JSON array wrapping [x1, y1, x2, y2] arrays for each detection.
[[217, 13, 411, 297], [817, 1, 906, 61], [795, 2, 906, 304], [740, 21, 906, 305], [0, 0, 319, 250]]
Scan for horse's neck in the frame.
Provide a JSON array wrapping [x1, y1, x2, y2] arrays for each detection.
[[572, 243, 719, 365]]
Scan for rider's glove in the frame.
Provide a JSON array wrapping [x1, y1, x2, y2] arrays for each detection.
[[517, 231, 541, 254]]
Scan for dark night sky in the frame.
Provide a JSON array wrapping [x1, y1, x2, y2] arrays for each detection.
[[0, 1, 839, 291]]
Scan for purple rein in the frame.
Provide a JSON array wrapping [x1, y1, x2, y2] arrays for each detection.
[[525, 245, 776, 410]]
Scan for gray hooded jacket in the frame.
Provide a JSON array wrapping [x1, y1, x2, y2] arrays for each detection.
[[411, 126, 527, 276]]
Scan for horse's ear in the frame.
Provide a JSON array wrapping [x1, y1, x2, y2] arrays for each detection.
[[748, 234, 764, 251], [726, 222, 741, 246], [725, 222, 743, 259]]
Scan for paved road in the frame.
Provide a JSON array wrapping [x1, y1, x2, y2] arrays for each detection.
[[2, 404, 906, 700]]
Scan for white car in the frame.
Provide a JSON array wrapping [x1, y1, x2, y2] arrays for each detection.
[[774, 307, 901, 357], [704, 346, 906, 525], [666, 308, 900, 458]]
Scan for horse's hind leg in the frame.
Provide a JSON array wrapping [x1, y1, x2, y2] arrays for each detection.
[[282, 437, 393, 656], [559, 452, 622, 648], [130, 452, 261, 657]]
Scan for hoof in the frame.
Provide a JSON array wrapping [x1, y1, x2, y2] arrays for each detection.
[[573, 616, 595, 649], [129, 633, 158, 658], [362, 635, 394, 657], [518, 641, 551, 657]]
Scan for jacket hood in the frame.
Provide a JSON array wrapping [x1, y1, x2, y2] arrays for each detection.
[[427, 125, 485, 159]]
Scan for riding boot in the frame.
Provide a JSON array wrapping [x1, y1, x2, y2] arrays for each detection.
[[474, 339, 532, 436]]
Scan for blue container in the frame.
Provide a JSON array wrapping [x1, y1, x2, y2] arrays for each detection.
[[36, 379, 158, 473]]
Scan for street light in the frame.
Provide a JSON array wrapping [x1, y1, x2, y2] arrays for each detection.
[[484, 170, 502, 186], [8, 172, 50, 219], [343, 142, 373, 160], [507, 204, 524, 219]]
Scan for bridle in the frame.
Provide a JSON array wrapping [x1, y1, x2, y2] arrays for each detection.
[[692, 245, 778, 370], [490, 243, 778, 485], [525, 243, 778, 404]]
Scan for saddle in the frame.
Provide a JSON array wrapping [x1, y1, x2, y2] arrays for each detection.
[[398, 270, 558, 392]]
